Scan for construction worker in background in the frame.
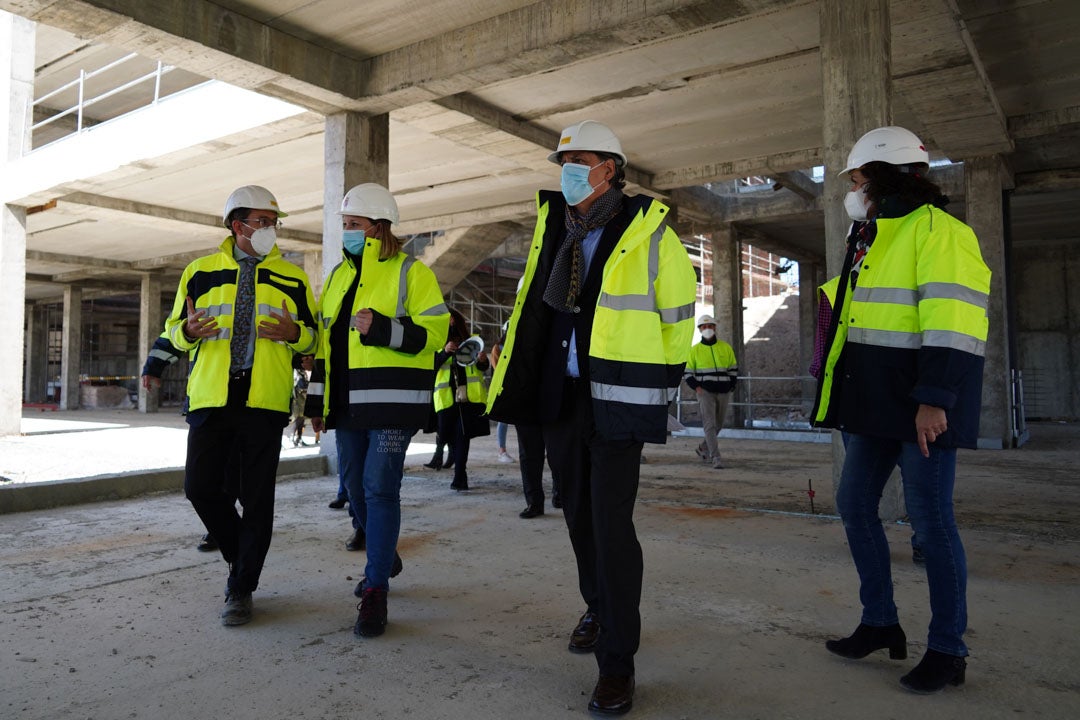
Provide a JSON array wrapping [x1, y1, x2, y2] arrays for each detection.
[[486, 120, 696, 715], [683, 314, 738, 469], [165, 184, 318, 627], [813, 126, 990, 694]]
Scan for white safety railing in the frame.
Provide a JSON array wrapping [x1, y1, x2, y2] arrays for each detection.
[[31, 52, 176, 148]]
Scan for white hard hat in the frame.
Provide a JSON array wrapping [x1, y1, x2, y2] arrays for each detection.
[[339, 183, 399, 224], [697, 314, 716, 327], [838, 126, 930, 177], [547, 120, 627, 167], [222, 185, 287, 228], [454, 336, 485, 366]]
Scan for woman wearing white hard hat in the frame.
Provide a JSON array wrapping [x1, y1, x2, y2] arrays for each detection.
[[486, 120, 696, 714], [811, 126, 991, 693], [431, 306, 491, 491], [304, 183, 449, 638]]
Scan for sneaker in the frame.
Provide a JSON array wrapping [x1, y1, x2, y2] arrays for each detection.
[[497, 450, 514, 464], [221, 592, 253, 626], [712, 457, 725, 469], [355, 587, 388, 637]]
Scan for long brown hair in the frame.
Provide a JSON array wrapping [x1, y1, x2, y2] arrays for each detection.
[[366, 219, 403, 260]]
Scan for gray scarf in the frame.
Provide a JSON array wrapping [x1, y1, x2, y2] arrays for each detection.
[[543, 187, 624, 313]]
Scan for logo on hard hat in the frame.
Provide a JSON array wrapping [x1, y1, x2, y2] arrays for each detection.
[[560, 137, 572, 146]]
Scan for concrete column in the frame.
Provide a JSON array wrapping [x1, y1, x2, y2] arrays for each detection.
[[964, 156, 1012, 448], [138, 273, 162, 413], [322, 112, 389, 279], [304, 249, 323, 300], [23, 303, 46, 403], [321, 112, 389, 471], [60, 285, 82, 411], [798, 262, 818, 411], [0, 11, 34, 435], [729, 230, 748, 430], [710, 225, 737, 343], [821, 0, 903, 518]]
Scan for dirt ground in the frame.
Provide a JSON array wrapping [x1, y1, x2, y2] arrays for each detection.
[[1, 418, 1078, 719]]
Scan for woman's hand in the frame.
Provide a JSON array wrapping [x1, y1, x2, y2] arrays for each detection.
[[311, 416, 325, 433], [354, 308, 373, 335], [915, 404, 948, 457]]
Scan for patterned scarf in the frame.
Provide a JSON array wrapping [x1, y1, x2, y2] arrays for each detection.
[[543, 187, 624, 313]]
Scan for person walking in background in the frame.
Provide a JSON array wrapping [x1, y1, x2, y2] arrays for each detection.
[[290, 355, 314, 447], [490, 326, 560, 518], [812, 126, 991, 694], [683, 314, 738, 469], [486, 120, 696, 714], [495, 421, 513, 463], [432, 308, 490, 492], [165, 185, 317, 626], [305, 183, 448, 638]]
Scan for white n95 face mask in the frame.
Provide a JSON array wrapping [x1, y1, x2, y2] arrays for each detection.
[[700, 328, 716, 340], [249, 226, 277, 256], [844, 187, 870, 221]]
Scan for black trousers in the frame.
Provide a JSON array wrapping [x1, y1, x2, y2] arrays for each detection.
[[544, 378, 644, 676], [184, 380, 285, 595], [517, 423, 559, 508]]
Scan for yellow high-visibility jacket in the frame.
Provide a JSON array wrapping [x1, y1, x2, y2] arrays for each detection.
[[434, 340, 489, 412], [165, 237, 317, 414], [683, 339, 738, 394], [811, 205, 991, 448], [304, 237, 448, 429], [487, 190, 697, 443]]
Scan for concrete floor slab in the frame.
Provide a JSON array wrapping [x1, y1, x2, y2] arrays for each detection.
[[1, 411, 1078, 718]]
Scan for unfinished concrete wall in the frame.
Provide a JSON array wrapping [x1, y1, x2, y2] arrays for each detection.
[[1013, 241, 1080, 420]]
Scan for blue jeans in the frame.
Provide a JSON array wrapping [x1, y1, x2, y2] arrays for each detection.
[[836, 433, 968, 656], [336, 427, 414, 590], [496, 421, 508, 450]]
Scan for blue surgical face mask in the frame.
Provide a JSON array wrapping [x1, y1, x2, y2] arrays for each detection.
[[342, 230, 366, 256], [560, 161, 606, 206]]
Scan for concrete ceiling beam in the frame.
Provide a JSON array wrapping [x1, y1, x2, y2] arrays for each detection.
[[1008, 106, 1080, 139], [8, 0, 786, 116], [49, 193, 323, 255], [891, 0, 1011, 158], [417, 221, 521, 293], [1013, 168, 1080, 195], [769, 170, 821, 201], [395, 201, 535, 237], [653, 148, 823, 190]]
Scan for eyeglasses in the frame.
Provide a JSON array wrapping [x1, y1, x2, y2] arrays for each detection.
[[243, 217, 282, 229]]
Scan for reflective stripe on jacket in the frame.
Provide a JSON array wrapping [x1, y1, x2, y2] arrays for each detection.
[[811, 205, 991, 448], [683, 340, 738, 393], [164, 237, 317, 414], [304, 237, 448, 429], [487, 191, 697, 443]]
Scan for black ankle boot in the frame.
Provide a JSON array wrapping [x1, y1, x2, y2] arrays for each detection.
[[900, 649, 966, 694], [423, 448, 443, 470], [826, 623, 907, 660]]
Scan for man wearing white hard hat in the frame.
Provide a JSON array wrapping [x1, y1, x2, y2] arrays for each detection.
[[304, 182, 448, 638], [683, 314, 738, 468], [486, 120, 696, 714], [810, 126, 991, 694], [164, 185, 317, 626]]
